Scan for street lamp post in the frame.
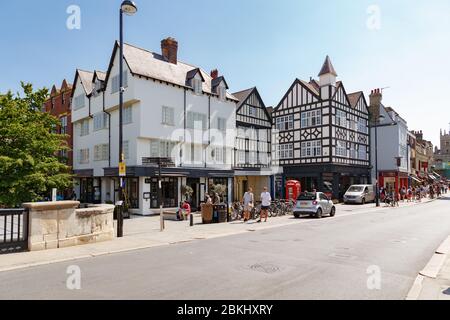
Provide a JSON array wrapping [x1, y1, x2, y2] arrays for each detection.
[[117, 1, 137, 238], [374, 114, 385, 207]]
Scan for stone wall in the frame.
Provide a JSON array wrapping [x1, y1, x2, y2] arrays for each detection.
[[22, 201, 115, 251]]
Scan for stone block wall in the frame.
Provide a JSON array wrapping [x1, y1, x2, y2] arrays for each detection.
[[22, 201, 115, 251]]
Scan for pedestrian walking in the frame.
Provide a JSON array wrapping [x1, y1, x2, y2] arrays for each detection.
[[258, 187, 272, 223], [242, 187, 254, 222]]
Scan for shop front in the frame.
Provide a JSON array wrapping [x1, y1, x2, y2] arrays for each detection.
[[233, 168, 272, 202], [379, 171, 409, 194], [283, 165, 371, 202], [102, 166, 234, 216]]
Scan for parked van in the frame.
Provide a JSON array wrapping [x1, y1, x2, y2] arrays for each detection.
[[343, 185, 375, 205]]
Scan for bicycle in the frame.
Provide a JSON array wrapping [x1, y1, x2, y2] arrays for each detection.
[[231, 202, 244, 221]]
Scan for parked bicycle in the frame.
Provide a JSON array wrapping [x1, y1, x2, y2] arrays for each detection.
[[231, 202, 244, 221]]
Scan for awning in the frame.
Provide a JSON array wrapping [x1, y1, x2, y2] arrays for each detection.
[[410, 176, 422, 183], [427, 174, 437, 181]]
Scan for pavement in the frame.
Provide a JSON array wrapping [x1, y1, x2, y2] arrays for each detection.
[[406, 235, 450, 300], [0, 197, 440, 273], [0, 196, 449, 300]]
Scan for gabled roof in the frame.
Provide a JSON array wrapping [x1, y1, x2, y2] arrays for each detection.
[[105, 42, 237, 101], [347, 92, 363, 108], [309, 79, 320, 92], [94, 70, 106, 82], [232, 87, 272, 121], [232, 87, 255, 107], [73, 69, 95, 95], [299, 80, 320, 96], [211, 76, 229, 90], [318, 55, 338, 77], [186, 68, 205, 84]]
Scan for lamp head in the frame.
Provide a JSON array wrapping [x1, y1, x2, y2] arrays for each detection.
[[121, 0, 138, 15]]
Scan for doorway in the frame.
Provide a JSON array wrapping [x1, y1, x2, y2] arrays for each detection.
[[187, 178, 201, 211]]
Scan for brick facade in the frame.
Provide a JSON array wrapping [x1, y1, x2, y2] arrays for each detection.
[[43, 80, 74, 168]]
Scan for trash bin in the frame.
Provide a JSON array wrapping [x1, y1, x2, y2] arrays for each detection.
[[201, 203, 213, 224], [215, 204, 228, 223]]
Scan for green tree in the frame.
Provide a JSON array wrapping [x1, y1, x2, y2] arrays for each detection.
[[0, 82, 72, 207]]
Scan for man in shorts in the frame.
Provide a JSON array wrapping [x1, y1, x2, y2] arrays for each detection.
[[258, 187, 272, 223]]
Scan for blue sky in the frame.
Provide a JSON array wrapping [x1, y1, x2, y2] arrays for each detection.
[[1, 0, 449, 146]]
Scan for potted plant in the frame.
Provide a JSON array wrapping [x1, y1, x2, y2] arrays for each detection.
[[210, 184, 227, 204], [181, 185, 194, 202], [210, 184, 228, 223]]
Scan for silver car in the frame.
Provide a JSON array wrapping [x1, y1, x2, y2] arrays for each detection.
[[293, 192, 336, 219]]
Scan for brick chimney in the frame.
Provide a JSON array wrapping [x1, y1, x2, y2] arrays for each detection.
[[368, 88, 382, 123], [210, 69, 219, 79], [161, 37, 178, 64]]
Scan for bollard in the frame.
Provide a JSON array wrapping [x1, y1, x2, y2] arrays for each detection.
[[190, 213, 194, 227]]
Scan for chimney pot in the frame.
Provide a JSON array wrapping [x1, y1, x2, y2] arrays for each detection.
[[210, 69, 219, 79], [161, 37, 178, 64]]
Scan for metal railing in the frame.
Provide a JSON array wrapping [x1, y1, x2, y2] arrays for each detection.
[[0, 209, 29, 254]]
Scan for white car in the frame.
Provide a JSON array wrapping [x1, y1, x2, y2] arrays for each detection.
[[293, 192, 336, 219], [344, 185, 376, 204]]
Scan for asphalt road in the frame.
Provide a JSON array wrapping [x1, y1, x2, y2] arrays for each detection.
[[1, 197, 450, 300]]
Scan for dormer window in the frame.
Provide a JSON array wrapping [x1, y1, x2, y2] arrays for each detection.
[[193, 79, 202, 95]]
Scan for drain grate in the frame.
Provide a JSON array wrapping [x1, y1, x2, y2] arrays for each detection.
[[250, 263, 280, 274]]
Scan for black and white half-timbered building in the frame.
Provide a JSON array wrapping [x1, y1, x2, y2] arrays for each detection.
[[272, 56, 371, 200], [233, 87, 276, 198]]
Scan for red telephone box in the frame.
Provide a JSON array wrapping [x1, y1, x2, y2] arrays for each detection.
[[286, 180, 301, 201]]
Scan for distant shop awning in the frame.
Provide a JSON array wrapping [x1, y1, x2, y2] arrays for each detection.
[[410, 176, 422, 183], [427, 174, 437, 181], [431, 172, 442, 180]]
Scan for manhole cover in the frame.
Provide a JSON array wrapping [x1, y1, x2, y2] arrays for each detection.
[[250, 263, 280, 274]]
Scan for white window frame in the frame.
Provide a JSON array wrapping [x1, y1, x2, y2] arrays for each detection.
[[60, 116, 68, 135], [301, 140, 322, 158], [277, 144, 293, 160], [73, 94, 85, 110], [217, 117, 227, 132], [336, 140, 347, 157], [123, 141, 130, 160], [150, 140, 177, 160], [186, 112, 207, 130], [275, 115, 294, 131], [111, 70, 128, 94], [80, 119, 89, 137], [78, 149, 90, 164], [94, 144, 109, 161], [358, 118, 367, 134], [193, 79, 202, 95], [349, 143, 357, 159], [301, 110, 322, 128], [336, 109, 347, 128], [123, 106, 132, 125], [93, 113, 109, 131], [162, 106, 175, 126], [358, 145, 367, 160]]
